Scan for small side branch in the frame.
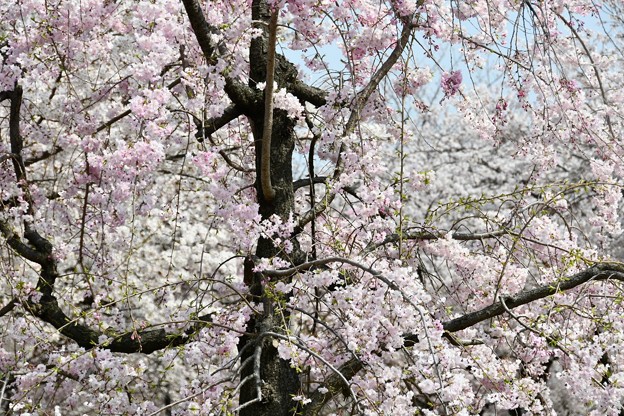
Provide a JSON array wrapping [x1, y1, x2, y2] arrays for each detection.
[[343, 20, 414, 137], [290, 81, 327, 107], [24, 146, 63, 166], [293, 176, 328, 191], [196, 104, 243, 140], [0, 298, 17, 317], [95, 109, 132, 133], [272, 259, 624, 413]]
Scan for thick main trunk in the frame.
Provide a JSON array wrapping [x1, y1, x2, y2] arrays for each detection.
[[237, 1, 302, 414], [238, 110, 300, 416]]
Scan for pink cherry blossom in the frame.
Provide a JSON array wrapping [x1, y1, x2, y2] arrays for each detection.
[[441, 70, 462, 98], [1, 0, 624, 415]]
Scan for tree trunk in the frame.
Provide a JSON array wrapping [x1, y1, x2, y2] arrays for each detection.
[[237, 0, 302, 414]]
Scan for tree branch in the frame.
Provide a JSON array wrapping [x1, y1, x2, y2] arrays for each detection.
[[23, 146, 63, 166], [180, 0, 222, 65], [2, 217, 215, 355], [181, 0, 255, 107], [293, 176, 328, 191], [0, 298, 16, 317], [264, 256, 624, 410], [441, 263, 624, 333], [302, 357, 363, 416], [365, 229, 508, 252], [95, 109, 132, 133], [0, 74, 222, 359], [290, 81, 327, 107], [260, 10, 279, 202], [294, 19, 415, 234], [0, 222, 48, 264], [196, 104, 243, 140], [266, 257, 624, 338], [343, 21, 414, 137], [27, 293, 214, 353]]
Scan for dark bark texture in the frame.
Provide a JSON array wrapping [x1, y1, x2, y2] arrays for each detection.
[[237, 1, 302, 414], [4, 2, 624, 416]]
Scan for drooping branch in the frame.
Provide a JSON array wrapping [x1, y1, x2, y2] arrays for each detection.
[[262, 256, 372, 278], [263, 257, 624, 410], [260, 10, 279, 202], [0, 86, 218, 356], [31, 76, 198, 158], [556, 12, 616, 140], [294, 18, 416, 234], [390, 229, 506, 243]]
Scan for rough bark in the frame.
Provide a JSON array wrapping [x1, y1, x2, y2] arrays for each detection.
[[236, 1, 303, 414]]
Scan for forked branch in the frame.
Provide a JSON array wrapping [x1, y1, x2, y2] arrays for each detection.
[[181, 0, 255, 107]]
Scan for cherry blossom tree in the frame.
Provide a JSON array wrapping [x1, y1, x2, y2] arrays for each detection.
[[1, 0, 624, 415]]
